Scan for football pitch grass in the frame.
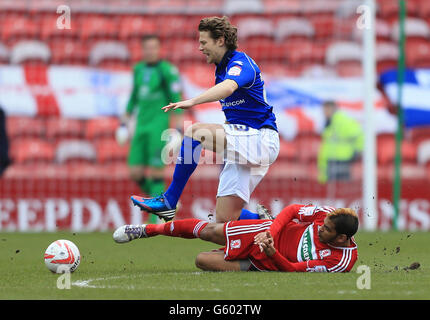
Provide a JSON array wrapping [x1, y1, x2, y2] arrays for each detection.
[[0, 230, 428, 300]]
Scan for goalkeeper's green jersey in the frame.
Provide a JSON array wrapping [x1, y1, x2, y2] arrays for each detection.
[[126, 60, 182, 132]]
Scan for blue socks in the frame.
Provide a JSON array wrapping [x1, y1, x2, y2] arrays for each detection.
[[163, 136, 202, 209], [238, 209, 260, 220]]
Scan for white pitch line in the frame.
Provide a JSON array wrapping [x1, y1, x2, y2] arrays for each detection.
[[71, 275, 221, 292]]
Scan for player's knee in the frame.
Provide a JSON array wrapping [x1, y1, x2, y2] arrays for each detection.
[[198, 223, 216, 242], [195, 252, 215, 271]]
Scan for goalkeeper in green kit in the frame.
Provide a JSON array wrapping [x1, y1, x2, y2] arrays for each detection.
[[118, 34, 184, 224]]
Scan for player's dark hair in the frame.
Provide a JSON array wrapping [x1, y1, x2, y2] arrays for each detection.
[[198, 16, 238, 51], [328, 208, 359, 239], [142, 34, 160, 42]]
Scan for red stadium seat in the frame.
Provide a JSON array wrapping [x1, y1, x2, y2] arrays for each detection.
[[236, 17, 275, 41], [376, 42, 399, 74], [275, 18, 314, 42], [309, 15, 335, 40], [295, 133, 321, 163], [85, 117, 120, 140], [325, 41, 362, 77], [157, 15, 200, 39], [95, 138, 129, 164], [417, 139, 430, 166], [278, 139, 298, 161], [10, 40, 51, 65], [165, 39, 204, 63], [407, 127, 430, 144], [180, 62, 215, 88], [89, 41, 130, 69], [10, 138, 55, 164], [1, 16, 40, 43], [55, 139, 97, 164], [7, 117, 45, 140], [405, 40, 430, 68], [40, 14, 80, 40], [118, 15, 158, 40], [45, 117, 85, 141], [79, 15, 119, 41], [377, 135, 417, 165], [49, 39, 89, 65]]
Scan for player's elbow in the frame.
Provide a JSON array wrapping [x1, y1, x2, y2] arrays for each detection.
[[223, 80, 238, 97]]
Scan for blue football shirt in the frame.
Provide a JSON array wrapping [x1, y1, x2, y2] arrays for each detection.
[[215, 50, 278, 131]]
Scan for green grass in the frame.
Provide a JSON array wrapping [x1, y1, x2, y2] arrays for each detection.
[[0, 231, 428, 300]]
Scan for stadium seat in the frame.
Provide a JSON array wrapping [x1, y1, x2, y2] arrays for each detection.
[[325, 41, 362, 77], [0, 42, 9, 64], [275, 18, 314, 42], [301, 64, 336, 78], [352, 19, 392, 43], [49, 39, 89, 65], [223, 0, 264, 15], [10, 40, 51, 64], [377, 0, 420, 24], [40, 14, 80, 40], [417, 139, 430, 166], [55, 139, 97, 164], [157, 15, 200, 39], [325, 41, 362, 66], [118, 15, 158, 40], [376, 42, 399, 74], [236, 17, 275, 41], [166, 39, 204, 63], [45, 117, 85, 141], [405, 40, 430, 68], [284, 40, 324, 66], [94, 138, 129, 164], [391, 18, 430, 43], [308, 15, 335, 40], [10, 138, 55, 164], [278, 139, 298, 161], [6, 117, 45, 140], [377, 135, 417, 165], [408, 127, 430, 145], [85, 117, 119, 140], [240, 38, 281, 63], [88, 41, 130, 69], [295, 133, 321, 163], [79, 15, 119, 41], [180, 62, 215, 88], [1, 16, 40, 43]]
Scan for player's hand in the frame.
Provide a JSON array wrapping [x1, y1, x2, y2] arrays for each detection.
[[254, 231, 276, 257], [162, 99, 195, 112]]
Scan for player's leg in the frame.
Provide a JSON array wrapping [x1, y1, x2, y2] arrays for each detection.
[[113, 219, 226, 245], [195, 250, 241, 271], [131, 123, 226, 220], [215, 126, 280, 222]]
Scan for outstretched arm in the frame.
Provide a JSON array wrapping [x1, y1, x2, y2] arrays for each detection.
[[162, 79, 238, 112]]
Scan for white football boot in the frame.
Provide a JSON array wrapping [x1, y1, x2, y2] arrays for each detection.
[[113, 224, 147, 243]]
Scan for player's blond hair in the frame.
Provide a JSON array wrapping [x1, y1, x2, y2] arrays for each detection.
[[198, 16, 238, 51], [328, 208, 359, 239]]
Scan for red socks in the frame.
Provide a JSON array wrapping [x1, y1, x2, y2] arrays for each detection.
[[145, 219, 208, 239]]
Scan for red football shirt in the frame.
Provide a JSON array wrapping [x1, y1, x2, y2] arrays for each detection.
[[254, 204, 358, 272]]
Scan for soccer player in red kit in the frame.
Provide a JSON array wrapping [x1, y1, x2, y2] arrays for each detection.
[[113, 204, 359, 272]]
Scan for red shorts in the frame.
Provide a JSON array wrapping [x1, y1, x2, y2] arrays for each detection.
[[223, 219, 277, 271]]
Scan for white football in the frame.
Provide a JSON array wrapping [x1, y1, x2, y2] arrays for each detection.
[[44, 240, 81, 273]]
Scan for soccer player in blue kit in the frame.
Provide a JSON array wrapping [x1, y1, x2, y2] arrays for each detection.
[[131, 16, 280, 223]]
